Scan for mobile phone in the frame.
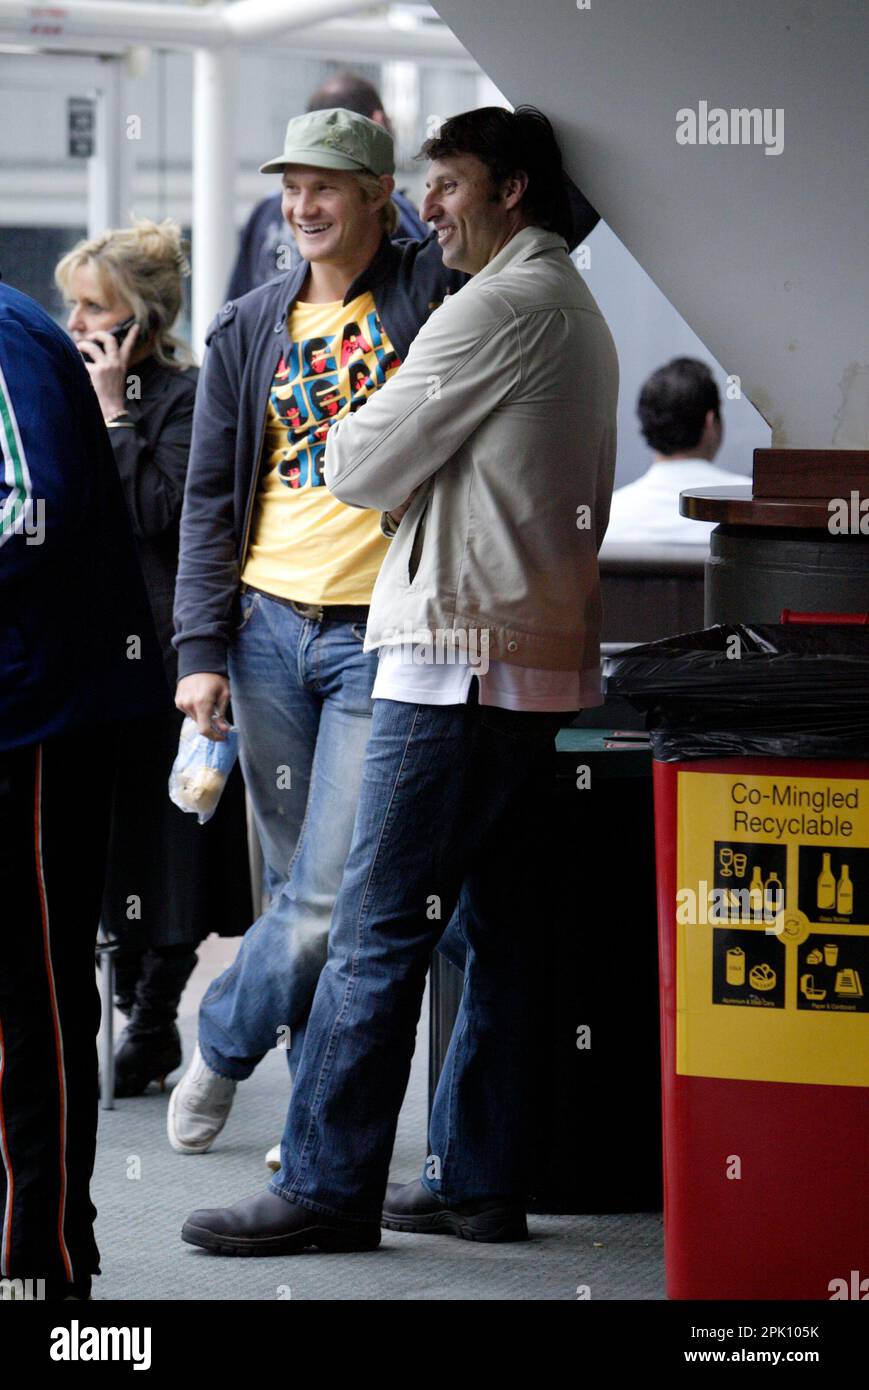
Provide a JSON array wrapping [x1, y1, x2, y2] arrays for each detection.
[[111, 315, 138, 346]]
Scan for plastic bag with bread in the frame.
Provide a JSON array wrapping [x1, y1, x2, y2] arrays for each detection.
[[168, 716, 239, 824]]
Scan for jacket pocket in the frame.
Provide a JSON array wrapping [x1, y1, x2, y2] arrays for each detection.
[[407, 504, 429, 585], [234, 588, 261, 634]]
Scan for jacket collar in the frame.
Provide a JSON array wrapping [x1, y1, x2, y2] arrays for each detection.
[[344, 234, 400, 302], [272, 233, 407, 329], [469, 225, 569, 288]]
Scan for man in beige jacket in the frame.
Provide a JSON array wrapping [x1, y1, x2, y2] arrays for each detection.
[[181, 105, 619, 1256]]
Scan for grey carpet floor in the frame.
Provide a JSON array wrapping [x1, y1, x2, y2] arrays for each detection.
[[92, 937, 665, 1301]]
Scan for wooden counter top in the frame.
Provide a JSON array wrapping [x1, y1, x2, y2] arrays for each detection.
[[679, 486, 839, 528]]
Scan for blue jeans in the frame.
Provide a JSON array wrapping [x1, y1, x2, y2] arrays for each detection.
[[198, 590, 380, 1079], [270, 694, 565, 1219]]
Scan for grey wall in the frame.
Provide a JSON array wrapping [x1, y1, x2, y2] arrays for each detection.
[[431, 0, 869, 451], [578, 223, 766, 482]]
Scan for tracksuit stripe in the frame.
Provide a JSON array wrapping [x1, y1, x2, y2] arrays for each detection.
[[0, 1016, 12, 1276], [0, 358, 33, 546], [32, 746, 73, 1281]]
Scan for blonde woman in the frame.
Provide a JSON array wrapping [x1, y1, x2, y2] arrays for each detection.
[[56, 220, 251, 1096]]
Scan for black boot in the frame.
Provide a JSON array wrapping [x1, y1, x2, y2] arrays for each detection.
[[112, 945, 144, 1018], [381, 1180, 528, 1242], [114, 946, 197, 1097]]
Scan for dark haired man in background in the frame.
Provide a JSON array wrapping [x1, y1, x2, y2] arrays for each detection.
[[603, 356, 743, 544], [181, 106, 619, 1256]]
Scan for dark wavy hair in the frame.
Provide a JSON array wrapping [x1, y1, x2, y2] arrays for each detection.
[[637, 358, 721, 455], [307, 71, 384, 122], [417, 106, 573, 243]]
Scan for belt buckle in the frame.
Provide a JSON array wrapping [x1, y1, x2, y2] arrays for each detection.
[[292, 600, 324, 622]]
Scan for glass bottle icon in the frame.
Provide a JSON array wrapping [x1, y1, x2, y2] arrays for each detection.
[[817, 852, 836, 911], [837, 864, 854, 915], [764, 871, 783, 916], [748, 865, 764, 914]]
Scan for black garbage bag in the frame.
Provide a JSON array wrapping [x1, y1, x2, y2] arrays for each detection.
[[603, 623, 869, 761]]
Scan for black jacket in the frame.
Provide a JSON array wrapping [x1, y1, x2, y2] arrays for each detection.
[[173, 231, 467, 680], [102, 356, 252, 949], [108, 356, 198, 684]]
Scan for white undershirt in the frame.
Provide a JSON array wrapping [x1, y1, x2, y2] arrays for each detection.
[[601, 458, 749, 546], [371, 645, 602, 712]]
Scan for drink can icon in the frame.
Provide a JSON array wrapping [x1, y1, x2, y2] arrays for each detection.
[[726, 947, 746, 985]]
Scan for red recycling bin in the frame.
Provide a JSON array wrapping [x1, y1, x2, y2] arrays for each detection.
[[654, 754, 869, 1300]]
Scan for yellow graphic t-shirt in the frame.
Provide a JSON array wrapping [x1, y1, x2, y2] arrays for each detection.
[[241, 292, 400, 604]]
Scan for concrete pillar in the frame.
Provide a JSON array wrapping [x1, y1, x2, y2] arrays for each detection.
[[191, 46, 236, 358], [87, 55, 130, 235]]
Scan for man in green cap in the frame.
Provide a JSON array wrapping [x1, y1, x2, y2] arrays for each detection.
[[226, 72, 429, 297], [166, 108, 468, 1159], [169, 104, 599, 1171]]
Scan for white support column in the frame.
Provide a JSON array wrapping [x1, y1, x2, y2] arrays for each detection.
[[192, 45, 236, 359], [87, 55, 130, 236]]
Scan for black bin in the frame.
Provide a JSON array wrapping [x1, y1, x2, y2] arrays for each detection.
[[429, 728, 663, 1214]]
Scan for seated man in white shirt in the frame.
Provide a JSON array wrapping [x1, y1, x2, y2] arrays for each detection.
[[603, 357, 745, 545]]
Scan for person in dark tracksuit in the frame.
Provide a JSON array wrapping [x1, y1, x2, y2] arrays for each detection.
[[0, 281, 166, 1299]]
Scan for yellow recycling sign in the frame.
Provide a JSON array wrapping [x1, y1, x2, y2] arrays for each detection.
[[675, 769, 869, 1087]]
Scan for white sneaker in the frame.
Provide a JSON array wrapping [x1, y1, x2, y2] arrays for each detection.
[[167, 1045, 237, 1154], [265, 1143, 281, 1172]]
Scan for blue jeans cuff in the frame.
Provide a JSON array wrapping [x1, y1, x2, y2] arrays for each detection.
[[197, 1035, 255, 1082], [267, 1180, 379, 1225], [419, 1172, 444, 1199]]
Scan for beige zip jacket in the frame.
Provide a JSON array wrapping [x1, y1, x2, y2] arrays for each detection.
[[324, 225, 619, 673]]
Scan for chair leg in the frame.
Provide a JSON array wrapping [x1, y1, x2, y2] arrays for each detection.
[[98, 949, 116, 1110]]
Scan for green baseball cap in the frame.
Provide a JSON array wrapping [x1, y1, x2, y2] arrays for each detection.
[[259, 107, 394, 177]]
